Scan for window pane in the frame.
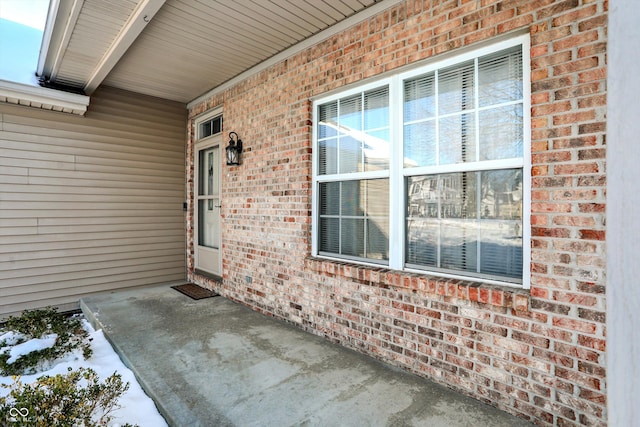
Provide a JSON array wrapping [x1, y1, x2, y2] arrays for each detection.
[[198, 199, 219, 249], [198, 147, 218, 196], [342, 218, 365, 257], [440, 220, 478, 272], [341, 180, 363, 216], [367, 179, 389, 217], [479, 221, 522, 278], [406, 219, 438, 266], [318, 102, 338, 139], [479, 104, 523, 161], [440, 172, 477, 220], [339, 94, 362, 131], [319, 217, 339, 253], [318, 179, 389, 262], [200, 121, 212, 139], [439, 112, 476, 164], [404, 72, 435, 121], [338, 135, 362, 174], [404, 121, 436, 167], [480, 169, 522, 220], [367, 216, 389, 260], [439, 60, 475, 115], [478, 46, 523, 107], [364, 87, 389, 130], [198, 150, 206, 196], [407, 175, 439, 218], [318, 138, 337, 175], [199, 117, 222, 139], [366, 179, 389, 260], [405, 170, 522, 282], [364, 128, 390, 171], [319, 181, 340, 216]]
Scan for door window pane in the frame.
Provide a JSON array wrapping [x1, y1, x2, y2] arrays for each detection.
[[197, 146, 219, 249], [198, 199, 219, 249]]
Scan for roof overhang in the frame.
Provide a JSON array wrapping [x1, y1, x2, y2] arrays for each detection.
[[0, 78, 90, 115], [34, 0, 396, 105], [38, 0, 166, 96]]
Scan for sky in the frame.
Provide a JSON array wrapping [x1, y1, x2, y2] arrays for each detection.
[[0, 0, 50, 85]]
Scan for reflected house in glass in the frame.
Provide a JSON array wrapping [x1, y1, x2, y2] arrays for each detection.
[[1, 1, 613, 425]]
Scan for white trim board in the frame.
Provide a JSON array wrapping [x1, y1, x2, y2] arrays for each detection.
[[0, 79, 90, 115]]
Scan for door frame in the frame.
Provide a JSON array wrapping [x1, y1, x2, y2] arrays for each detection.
[[193, 110, 223, 277]]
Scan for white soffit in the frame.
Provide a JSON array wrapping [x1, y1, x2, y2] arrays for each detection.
[[41, 0, 395, 104], [188, 0, 404, 108], [39, 0, 166, 95]]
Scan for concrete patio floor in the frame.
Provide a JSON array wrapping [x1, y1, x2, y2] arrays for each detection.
[[80, 285, 535, 427]]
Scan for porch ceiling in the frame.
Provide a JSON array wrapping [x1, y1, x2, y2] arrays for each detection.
[[39, 0, 387, 104]]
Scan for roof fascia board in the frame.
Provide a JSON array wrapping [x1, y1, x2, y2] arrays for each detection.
[[0, 79, 90, 115], [38, 0, 84, 81], [83, 0, 166, 95], [36, 0, 60, 77], [187, 0, 404, 110]]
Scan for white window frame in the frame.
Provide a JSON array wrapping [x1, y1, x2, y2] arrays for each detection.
[[312, 34, 531, 289]]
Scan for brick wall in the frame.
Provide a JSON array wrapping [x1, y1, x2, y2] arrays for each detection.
[[187, 1, 608, 425]]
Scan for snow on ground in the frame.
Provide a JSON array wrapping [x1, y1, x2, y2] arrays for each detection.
[[5, 333, 57, 364], [0, 319, 168, 427]]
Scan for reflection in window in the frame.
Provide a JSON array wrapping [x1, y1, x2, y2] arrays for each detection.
[[314, 37, 528, 286], [319, 179, 389, 262], [403, 45, 523, 168], [406, 170, 523, 280], [318, 87, 390, 176]]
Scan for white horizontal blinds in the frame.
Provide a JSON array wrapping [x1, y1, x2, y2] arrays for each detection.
[[318, 179, 389, 262], [316, 84, 390, 263], [317, 86, 390, 176], [338, 94, 362, 173], [403, 72, 436, 167], [404, 45, 524, 283], [477, 46, 524, 161], [479, 169, 523, 278], [439, 60, 476, 165], [363, 86, 390, 171], [318, 101, 338, 175]]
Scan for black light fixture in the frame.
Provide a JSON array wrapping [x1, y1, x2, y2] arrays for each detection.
[[226, 132, 243, 166]]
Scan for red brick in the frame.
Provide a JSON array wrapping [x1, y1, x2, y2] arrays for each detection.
[[579, 229, 605, 240], [552, 317, 598, 334], [185, 2, 609, 426]]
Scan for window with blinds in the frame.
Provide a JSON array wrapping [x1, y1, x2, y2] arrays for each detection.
[[313, 35, 530, 287], [316, 86, 391, 263]]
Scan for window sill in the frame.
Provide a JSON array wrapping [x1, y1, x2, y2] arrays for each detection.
[[304, 257, 530, 312]]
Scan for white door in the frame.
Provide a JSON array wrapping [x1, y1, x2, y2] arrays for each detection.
[[195, 141, 222, 276]]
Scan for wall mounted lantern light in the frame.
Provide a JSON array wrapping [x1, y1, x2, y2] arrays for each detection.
[[226, 132, 243, 166]]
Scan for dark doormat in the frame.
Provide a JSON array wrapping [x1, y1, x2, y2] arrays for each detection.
[[171, 283, 220, 300]]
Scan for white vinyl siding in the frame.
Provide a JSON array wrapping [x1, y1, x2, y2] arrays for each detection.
[[0, 87, 187, 318]]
